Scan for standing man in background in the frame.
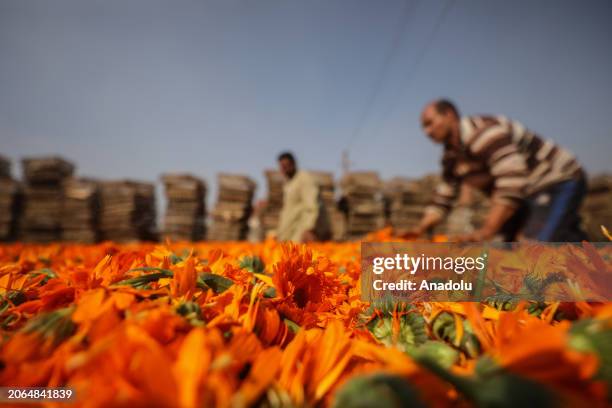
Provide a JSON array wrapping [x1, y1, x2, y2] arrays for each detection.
[[411, 99, 588, 242], [276, 152, 330, 242]]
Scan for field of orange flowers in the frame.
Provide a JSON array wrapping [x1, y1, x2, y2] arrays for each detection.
[[0, 232, 611, 407]]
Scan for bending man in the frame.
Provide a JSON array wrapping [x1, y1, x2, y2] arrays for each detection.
[[412, 99, 587, 242]]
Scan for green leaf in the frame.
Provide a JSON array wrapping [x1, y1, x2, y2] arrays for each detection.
[[569, 319, 612, 388], [29, 268, 57, 285], [283, 318, 300, 333], [408, 340, 459, 369], [332, 373, 426, 408], [471, 372, 556, 408], [431, 312, 481, 358], [417, 358, 556, 408], [1, 314, 18, 329], [127, 267, 174, 274], [22, 307, 76, 347], [114, 270, 173, 288], [0, 290, 27, 315], [485, 293, 519, 311], [239, 256, 266, 274], [197, 273, 233, 293], [175, 301, 204, 326], [169, 253, 183, 265], [364, 302, 427, 351], [175, 301, 201, 317], [365, 297, 413, 317], [263, 286, 277, 298]]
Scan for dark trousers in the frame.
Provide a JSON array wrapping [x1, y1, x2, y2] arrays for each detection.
[[499, 175, 588, 242]]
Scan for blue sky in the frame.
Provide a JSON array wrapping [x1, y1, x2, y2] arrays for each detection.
[[1, 0, 611, 206]]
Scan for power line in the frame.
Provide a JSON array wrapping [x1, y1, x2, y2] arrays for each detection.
[[376, 0, 455, 124], [344, 0, 418, 153]]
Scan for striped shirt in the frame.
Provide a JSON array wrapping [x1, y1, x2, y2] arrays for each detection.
[[425, 115, 583, 218]]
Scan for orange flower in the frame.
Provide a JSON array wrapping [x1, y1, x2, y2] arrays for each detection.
[[232, 346, 282, 407], [172, 328, 211, 408], [271, 243, 344, 327], [171, 256, 197, 299], [0, 236, 610, 407]]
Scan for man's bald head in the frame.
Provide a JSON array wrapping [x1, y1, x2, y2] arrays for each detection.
[[420, 99, 461, 144]]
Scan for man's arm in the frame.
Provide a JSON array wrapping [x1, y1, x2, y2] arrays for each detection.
[[299, 174, 320, 242], [456, 201, 516, 242], [412, 208, 444, 236], [407, 179, 458, 238]]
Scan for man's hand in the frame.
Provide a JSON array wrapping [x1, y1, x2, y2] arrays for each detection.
[[458, 201, 516, 242], [406, 210, 443, 239], [400, 226, 424, 240], [301, 230, 316, 243]]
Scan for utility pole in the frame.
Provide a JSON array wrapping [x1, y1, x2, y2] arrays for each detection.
[[341, 150, 350, 176]]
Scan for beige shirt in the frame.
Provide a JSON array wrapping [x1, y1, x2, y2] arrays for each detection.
[[277, 170, 324, 242]]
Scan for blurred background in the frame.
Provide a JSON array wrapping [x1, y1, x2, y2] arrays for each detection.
[[1, 0, 611, 242]]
